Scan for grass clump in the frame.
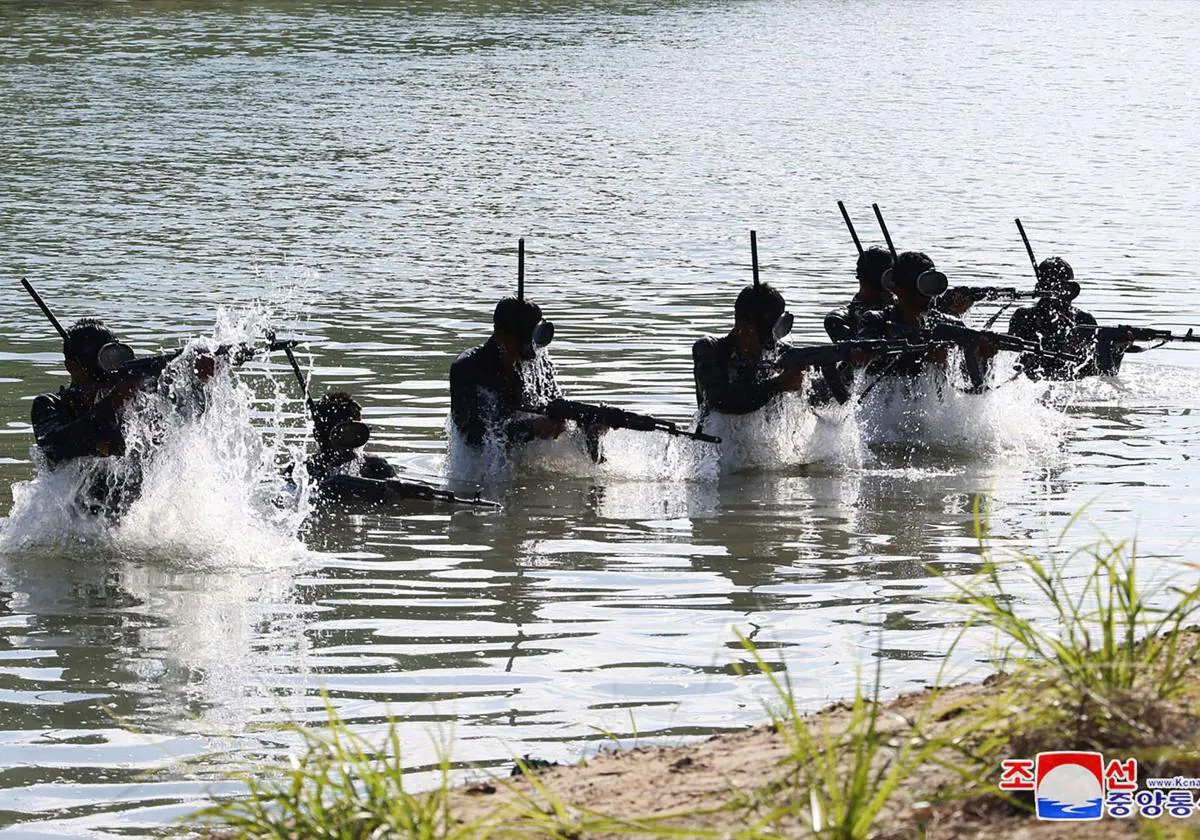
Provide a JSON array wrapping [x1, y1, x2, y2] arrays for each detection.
[[732, 632, 961, 840], [943, 515, 1200, 752], [190, 698, 487, 840]]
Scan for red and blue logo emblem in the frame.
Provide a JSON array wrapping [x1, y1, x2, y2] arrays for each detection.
[[1035, 752, 1105, 820]]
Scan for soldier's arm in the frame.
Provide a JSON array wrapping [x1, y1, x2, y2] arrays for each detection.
[[449, 358, 490, 447], [31, 392, 123, 463]]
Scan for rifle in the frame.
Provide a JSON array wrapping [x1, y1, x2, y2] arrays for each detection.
[[944, 285, 1045, 304], [892, 322, 1082, 388], [1073, 324, 1200, 345], [321, 474, 501, 509], [777, 338, 955, 404], [97, 338, 300, 380], [1073, 324, 1199, 375], [519, 398, 721, 444]]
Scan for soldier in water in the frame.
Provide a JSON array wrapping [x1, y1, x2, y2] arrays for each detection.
[[1006, 256, 1138, 379], [449, 296, 566, 450], [31, 318, 132, 466], [305, 391, 396, 484], [31, 317, 216, 517], [692, 282, 806, 419], [855, 250, 995, 381], [824, 246, 894, 342]]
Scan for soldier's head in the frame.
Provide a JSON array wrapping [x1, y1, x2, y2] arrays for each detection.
[[63, 318, 118, 384], [883, 251, 947, 312], [312, 391, 368, 451], [856, 246, 894, 299], [493, 296, 554, 361], [734, 282, 791, 351], [1035, 257, 1080, 301]]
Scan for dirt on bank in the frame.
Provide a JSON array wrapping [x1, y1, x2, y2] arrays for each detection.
[[449, 674, 1200, 838]]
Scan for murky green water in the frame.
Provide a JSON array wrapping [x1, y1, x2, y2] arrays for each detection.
[[1, 0, 1198, 834]]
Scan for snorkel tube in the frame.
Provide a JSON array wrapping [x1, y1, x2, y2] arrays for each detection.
[[837, 201, 864, 258], [747, 230, 793, 346], [514, 238, 555, 359]]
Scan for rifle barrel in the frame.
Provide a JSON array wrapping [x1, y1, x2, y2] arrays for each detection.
[[524, 400, 720, 444]]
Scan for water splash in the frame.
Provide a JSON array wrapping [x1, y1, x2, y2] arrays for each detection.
[[856, 359, 1069, 460], [702, 391, 863, 474], [0, 307, 312, 568], [445, 357, 1069, 483]]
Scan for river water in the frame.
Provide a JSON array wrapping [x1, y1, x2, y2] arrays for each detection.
[[0, 0, 1198, 834]]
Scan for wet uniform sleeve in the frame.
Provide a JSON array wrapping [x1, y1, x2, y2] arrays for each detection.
[[1007, 307, 1048, 378], [31, 391, 123, 464], [1007, 308, 1037, 343], [853, 311, 890, 342], [449, 355, 492, 448], [691, 337, 777, 415], [1080, 309, 1126, 375]]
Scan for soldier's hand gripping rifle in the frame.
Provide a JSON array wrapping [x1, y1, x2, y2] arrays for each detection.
[[896, 322, 1082, 389], [1073, 324, 1200, 374], [776, 338, 955, 404], [519, 398, 721, 444]]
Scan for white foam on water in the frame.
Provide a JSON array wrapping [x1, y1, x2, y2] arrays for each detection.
[[445, 391, 858, 483], [1046, 359, 1200, 411], [445, 416, 719, 483], [0, 306, 313, 568], [855, 358, 1070, 460], [444, 359, 1071, 483], [702, 390, 863, 474]]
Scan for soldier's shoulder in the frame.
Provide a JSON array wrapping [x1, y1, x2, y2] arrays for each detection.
[[450, 342, 490, 377], [692, 334, 723, 358]]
